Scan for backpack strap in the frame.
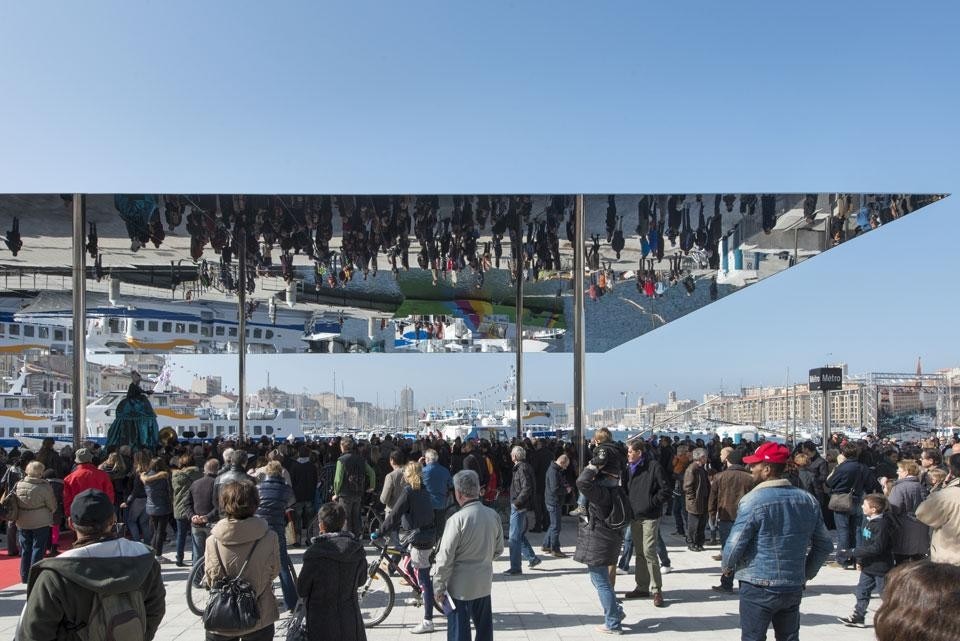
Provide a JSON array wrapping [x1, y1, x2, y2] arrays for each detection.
[[212, 537, 261, 580]]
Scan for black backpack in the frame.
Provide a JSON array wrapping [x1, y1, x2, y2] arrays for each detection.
[[203, 538, 261, 632]]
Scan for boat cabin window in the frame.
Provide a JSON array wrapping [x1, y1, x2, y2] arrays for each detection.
[[201, 326, 210, 337], [162, 322, 172, 332], [188, 324, 198, 334], [148, 321, 158, 331], [5, 398, 21, 408], [24, 325, 34, 337], [37, 428, 48, 434], [135, 320, 144, 331], [265, 425, 274, 435], [175, 323, 185, 333], [265, 330, 274, 339], [68, 329, 73, 340], [0, 323, 5, 335], [215, 326, 225, 336], [8, 325, 17, 336], [8, 428, 17, 436], [228, 327, 237, 337], [216, 426, 224, 436], [38, 327, 49, 338], [54, 424, 64, 434], [253, 329, 262, 339], [54, 328, 64, 341], [253, 425, 262, 436]]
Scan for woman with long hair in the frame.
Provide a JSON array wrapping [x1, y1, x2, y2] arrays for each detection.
[[378, 461, 437, 635], [142, 457, 173, 559]]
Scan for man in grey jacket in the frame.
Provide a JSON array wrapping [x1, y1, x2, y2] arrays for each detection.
[[432, 470, 504, 641]]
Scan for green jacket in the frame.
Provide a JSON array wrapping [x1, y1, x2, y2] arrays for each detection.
[[18, 538, 166, 640], [172, 466, 202, 519]]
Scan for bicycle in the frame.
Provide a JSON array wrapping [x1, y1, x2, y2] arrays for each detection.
[[358, 537, 443, 628], [186, 553, 299, 616]]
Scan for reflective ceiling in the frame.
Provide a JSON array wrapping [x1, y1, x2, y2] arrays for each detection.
[[0, 193, 946, 355]]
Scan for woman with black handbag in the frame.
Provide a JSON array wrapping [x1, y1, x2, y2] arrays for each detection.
[[204, 481, 280, 641]]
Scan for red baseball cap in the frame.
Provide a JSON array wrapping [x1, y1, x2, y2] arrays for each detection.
[[742, 442, 791, 465]]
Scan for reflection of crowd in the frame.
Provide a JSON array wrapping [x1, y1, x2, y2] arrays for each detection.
[[112, 195, 573, 295], [102, 193, 946, 303]]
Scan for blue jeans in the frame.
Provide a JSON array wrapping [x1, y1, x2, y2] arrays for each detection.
[[271, 526, 299, 610], [542, 504, 562, 551], [718, 520, 734, 589], [126, 498, 151, 543], [18, 526, 50, 583], [671, 493, 687, 534], [191, 525, 209, 571], [854, 572, 885, 617], [175, 518, 191, 563], [587, 565, 623, 631], [738, 582, 802, 641], [448, 594, 492, 641], [618, 524, 633, 571], [657, 530, 671, 567], [508, 506, 538, 571], [833, 504, 863, 565]]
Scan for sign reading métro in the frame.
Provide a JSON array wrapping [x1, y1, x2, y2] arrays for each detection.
[[808, 367, 843, 392]]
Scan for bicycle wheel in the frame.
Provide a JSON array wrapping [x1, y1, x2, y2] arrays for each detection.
[[362, 506, 383, 537], [358, 565, 394, 628], [186, 557, 210, 616]]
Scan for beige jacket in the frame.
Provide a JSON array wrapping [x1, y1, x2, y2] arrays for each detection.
[[916, 479, 960, 565], [14, 477, 56, 530], [205, 516, 280, 636], [432, 499, 504, 600]]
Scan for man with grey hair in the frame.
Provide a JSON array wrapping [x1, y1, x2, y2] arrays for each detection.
[[683, 447, 711, 551], [433, 470, 503, 641], [505, 445, 541, 575]]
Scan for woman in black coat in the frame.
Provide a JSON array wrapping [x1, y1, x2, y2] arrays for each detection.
[[298, 502, 367, 641]]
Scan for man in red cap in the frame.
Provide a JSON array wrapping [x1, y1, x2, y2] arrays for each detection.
[[720, 442, 833, 641]]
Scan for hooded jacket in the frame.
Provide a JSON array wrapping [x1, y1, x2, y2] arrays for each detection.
[[204, 516, 280, 637], [887, 476, 931, 556], [573, 467, 624, 567], [171, 466, 201, 520], [14, 477, 57, 531], [916, 479, 960, 564], [850, 514, 894, 576], [17, 538, 166, 640], [297, 532, 368, 641], [256, 475, 295, 530]]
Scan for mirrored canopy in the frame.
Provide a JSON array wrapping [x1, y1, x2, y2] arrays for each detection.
[[0, 193, 946, 356]]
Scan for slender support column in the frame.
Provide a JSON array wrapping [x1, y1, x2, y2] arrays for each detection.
[[515, 214, 524, 440], [573, 195, 586, 471], [822, 390, 830, 450], [71, 194, 87, 448], [238, 221, 247, 441]]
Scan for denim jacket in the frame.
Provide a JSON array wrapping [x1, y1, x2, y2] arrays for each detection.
[[722, 479, 833, 587]]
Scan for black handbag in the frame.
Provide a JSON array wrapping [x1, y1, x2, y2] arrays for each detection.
[[203, 538, 261, 632], [828, 490, 855, 514]]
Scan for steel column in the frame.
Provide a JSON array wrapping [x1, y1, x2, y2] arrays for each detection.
[[573, 195, 586, 470], [238, 219, 247, 441], [71, 194, 86, 448], [515, 214, 524, 440]]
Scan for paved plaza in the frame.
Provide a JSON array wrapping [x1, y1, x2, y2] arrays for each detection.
[[0, 515, 879, 641]]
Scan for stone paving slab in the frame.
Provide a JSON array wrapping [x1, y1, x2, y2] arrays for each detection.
[[0, 517, 878, 640]]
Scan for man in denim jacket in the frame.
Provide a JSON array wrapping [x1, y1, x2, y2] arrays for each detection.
[[721, 442, 833, 641]]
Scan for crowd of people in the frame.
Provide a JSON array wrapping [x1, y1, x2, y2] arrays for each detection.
[[1, 427, 960, 640]]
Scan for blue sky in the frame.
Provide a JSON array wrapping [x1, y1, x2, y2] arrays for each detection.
[[2, 1, 957, 411]]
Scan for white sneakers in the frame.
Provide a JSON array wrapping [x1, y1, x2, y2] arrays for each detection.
[[411, 620, 435, 634]]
